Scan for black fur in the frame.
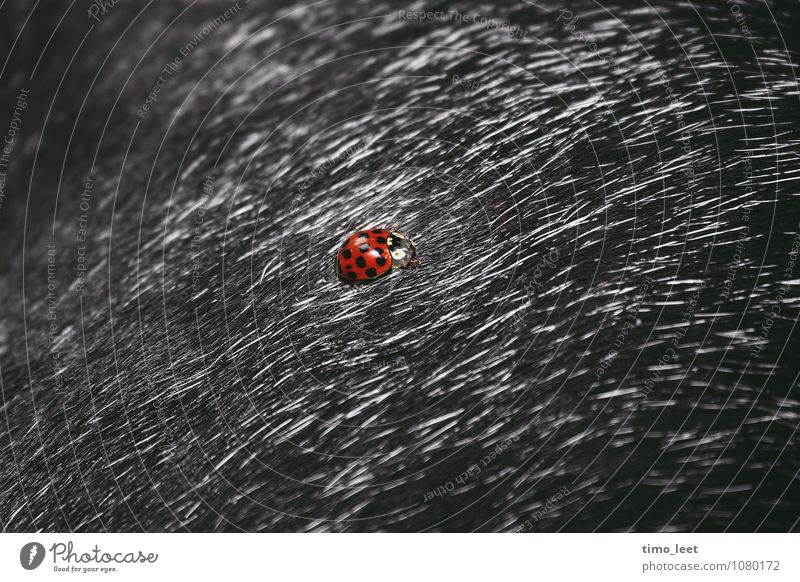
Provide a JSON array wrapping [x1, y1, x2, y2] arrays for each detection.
[[1, 0, 799, 532]]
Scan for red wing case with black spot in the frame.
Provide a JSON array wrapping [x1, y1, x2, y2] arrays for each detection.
[[337, 229, 393, 283]]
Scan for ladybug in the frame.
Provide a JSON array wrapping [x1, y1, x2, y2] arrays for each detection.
[[336, 228, 418, 283]]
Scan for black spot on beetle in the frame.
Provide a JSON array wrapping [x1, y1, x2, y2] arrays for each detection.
[[376, 236, 386, 245], [376, 256, 387, 267], [366, 268, 377, 278], [359, 243, 370, 252], [358, 232, 368, 238], [342, 249, 352, 259], [356, 256, 366, 268], [347, 271, 357, 280]]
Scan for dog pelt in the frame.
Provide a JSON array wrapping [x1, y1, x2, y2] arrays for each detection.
[[0, 0, 799, 532]]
